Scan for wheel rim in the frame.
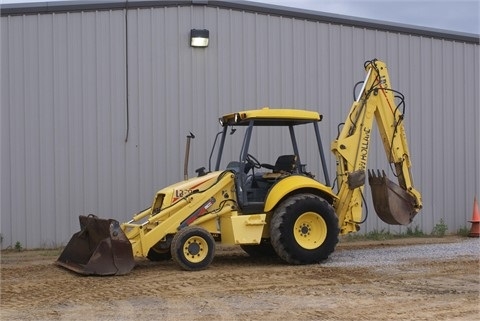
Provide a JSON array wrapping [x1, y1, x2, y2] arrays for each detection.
[[183, 236, 209, 263], [293, 212, 327, 250]]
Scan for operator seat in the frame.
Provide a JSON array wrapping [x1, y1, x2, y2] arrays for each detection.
[[262, 155, 297, 179]]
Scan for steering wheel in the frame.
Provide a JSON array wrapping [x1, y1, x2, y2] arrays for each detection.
[[246, 153, 262, 169]]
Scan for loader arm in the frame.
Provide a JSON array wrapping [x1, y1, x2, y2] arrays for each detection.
[[331, 60, 422, 234], [122, 170, 236, 258]]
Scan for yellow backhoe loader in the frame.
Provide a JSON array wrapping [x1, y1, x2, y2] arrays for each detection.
[[56, 59, 422, 275]]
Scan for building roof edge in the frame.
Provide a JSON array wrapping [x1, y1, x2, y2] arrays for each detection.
[[1, 0, 478, 44]]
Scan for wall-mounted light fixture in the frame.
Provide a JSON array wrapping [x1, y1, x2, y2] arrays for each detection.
[[190, 29, 209, 48]]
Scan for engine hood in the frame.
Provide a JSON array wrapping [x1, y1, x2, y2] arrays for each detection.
[[157, 171, 225, 207]]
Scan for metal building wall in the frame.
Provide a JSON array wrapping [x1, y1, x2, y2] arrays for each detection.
[[1, 10, 129, 248], [1, 3, 479, 249]]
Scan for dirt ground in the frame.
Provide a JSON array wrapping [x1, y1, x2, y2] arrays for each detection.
[[1, 236, 479, 321]]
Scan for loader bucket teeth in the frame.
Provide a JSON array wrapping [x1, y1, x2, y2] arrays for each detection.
[[368, 170, 417, 225], [56, 215, 135, 276]]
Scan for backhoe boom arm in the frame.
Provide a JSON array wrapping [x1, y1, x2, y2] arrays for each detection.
[[331, 60, 422, 234]]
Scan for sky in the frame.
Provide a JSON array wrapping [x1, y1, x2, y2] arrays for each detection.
[[258, 0, 480, 34], [1, 0, 479, 34]]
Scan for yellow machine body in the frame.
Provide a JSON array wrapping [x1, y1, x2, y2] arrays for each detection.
[[57, 59, 422, 275]]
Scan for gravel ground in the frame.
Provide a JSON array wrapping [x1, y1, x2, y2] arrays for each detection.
[[325, 237, 480, 268], [1, 237, 479, 321]]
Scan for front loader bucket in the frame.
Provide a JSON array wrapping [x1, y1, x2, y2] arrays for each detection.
[[56, 215, 135, 276], [368, 170, 417, 225]]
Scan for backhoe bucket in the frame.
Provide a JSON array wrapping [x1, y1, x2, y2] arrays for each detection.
[[368, 170, 417, 225], [56, 215, 135, 276]]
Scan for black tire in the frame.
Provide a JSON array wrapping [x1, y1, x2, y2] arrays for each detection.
[[240, 239, 277, 257], [146, 236, 173, 261], [270, 194, 339, 265], [171, 226, 216, 271], [147, 248, 172, 261]]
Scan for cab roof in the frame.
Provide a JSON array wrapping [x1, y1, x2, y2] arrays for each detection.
[[219, 107, 322, 126]]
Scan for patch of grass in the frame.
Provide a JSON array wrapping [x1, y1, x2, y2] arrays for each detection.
[[342, 229, 397, 242], [431, 218, 448, 237], [364, 229, 396, 240], [37, 248, 63, 257], [0, 248, 63, 256], [14, 241, 23, 252], [406, 225, 425, 237], [457, 226, 470, 237], [341, 221, 471, 242]]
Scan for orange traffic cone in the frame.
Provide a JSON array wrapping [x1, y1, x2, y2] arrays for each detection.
[[468, 197, 480, 237]]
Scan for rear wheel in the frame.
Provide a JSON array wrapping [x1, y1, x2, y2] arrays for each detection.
[[270, 194, 339, 264], [171, 226, 215, 271]]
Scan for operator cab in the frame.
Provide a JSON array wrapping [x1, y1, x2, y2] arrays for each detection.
[[214, 108, 330, 213]]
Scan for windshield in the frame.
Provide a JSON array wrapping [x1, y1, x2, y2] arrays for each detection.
[[212, 120, 330, 185]]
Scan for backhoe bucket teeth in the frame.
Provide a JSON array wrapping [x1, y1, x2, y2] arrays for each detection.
[[56, 215, 135, 276], [368, 170, 417, 225]]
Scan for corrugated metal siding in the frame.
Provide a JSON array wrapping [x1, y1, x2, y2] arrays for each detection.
[[1, 5, 479, 248], [1, 11, 129, 247]]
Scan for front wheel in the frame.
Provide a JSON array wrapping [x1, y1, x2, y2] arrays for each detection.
[[270, 194, 339, 265], [171, 226, 216, 271]]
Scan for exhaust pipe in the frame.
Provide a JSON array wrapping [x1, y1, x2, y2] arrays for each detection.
[[184, 132, 195, 180]]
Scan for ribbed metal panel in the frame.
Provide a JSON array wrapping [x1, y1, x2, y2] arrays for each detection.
[[1, 10, 128, 248], [1, 5, 479, 248]]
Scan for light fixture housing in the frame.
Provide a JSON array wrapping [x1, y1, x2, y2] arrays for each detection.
[[190, 29, 209, 48]]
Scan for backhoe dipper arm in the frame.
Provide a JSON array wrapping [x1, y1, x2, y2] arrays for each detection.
[[331, 60, 422, 234]]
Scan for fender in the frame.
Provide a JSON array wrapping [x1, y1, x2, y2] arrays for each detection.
[[264, 175, 337, 212]]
